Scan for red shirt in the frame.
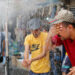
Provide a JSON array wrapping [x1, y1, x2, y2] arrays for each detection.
[[52, 35, 75, 66]]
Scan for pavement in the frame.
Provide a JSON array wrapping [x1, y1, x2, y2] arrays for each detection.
[[0, 63, 5, 75], [0, 62, 29, 75]]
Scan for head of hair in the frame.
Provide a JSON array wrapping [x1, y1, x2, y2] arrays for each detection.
[[42, 25, 50, 32], [62, 21, 75, 28]]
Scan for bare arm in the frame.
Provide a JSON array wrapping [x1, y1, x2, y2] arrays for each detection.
[[22, 45, 30, 68], [45, 33, 52, 51], [23, 45, 46, 66], [44, 26, 57, 51], [31, 45, 46, 62], [24, 45, 30, 60], [2, 40, 5, 56]]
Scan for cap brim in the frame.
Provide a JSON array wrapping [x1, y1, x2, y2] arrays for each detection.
[[52, 20, 63, 24], [43, 18, 57, 25], [48, 18, 64, 24]]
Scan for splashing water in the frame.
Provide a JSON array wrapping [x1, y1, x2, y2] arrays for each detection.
[[0, 0, 47, 31]]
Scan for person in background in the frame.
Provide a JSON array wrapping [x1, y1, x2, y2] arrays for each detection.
[[0, 31, 5, 65]]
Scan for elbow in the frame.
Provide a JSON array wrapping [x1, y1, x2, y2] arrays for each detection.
[[42, 52, 46, 57]]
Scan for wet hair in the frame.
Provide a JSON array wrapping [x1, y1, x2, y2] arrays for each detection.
[[62, 21, 75, 28], [42, 25, 50, 32]]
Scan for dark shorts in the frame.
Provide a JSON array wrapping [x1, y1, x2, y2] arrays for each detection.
[[61, 55, 72, 74], [29, 71, 50, 75]]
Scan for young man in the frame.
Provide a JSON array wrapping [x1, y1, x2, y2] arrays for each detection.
[[45, 9, 75, 75], [22, 18, 50, 75]]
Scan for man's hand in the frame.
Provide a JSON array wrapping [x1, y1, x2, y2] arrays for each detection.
[[27, 59, 32, 65], [22, 59, 29, 68], [22, 59, 32, 68], [49, 26, 57, 37], [67, 67, 75, 75]]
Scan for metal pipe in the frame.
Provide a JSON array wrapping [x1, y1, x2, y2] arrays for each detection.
[[5, 0, 9, 75]]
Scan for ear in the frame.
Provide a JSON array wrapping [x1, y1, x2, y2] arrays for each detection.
[[68, 25, 73, 31]]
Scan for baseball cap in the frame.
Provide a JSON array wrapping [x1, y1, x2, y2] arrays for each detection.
[[27, 18, 41, 30], [49, 9, 74, 24]]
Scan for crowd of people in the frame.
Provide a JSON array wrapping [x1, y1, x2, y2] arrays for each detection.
[[0, 8, 75, 75], [22, 9, 75, 75]]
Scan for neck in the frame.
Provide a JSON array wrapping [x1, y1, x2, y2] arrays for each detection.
[[33, 32, 41, 38], [70, 29, 75, 40]]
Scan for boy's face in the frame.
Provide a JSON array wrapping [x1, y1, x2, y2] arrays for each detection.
[[55, 23, 70, 39], [31, 28, 40, 38]]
